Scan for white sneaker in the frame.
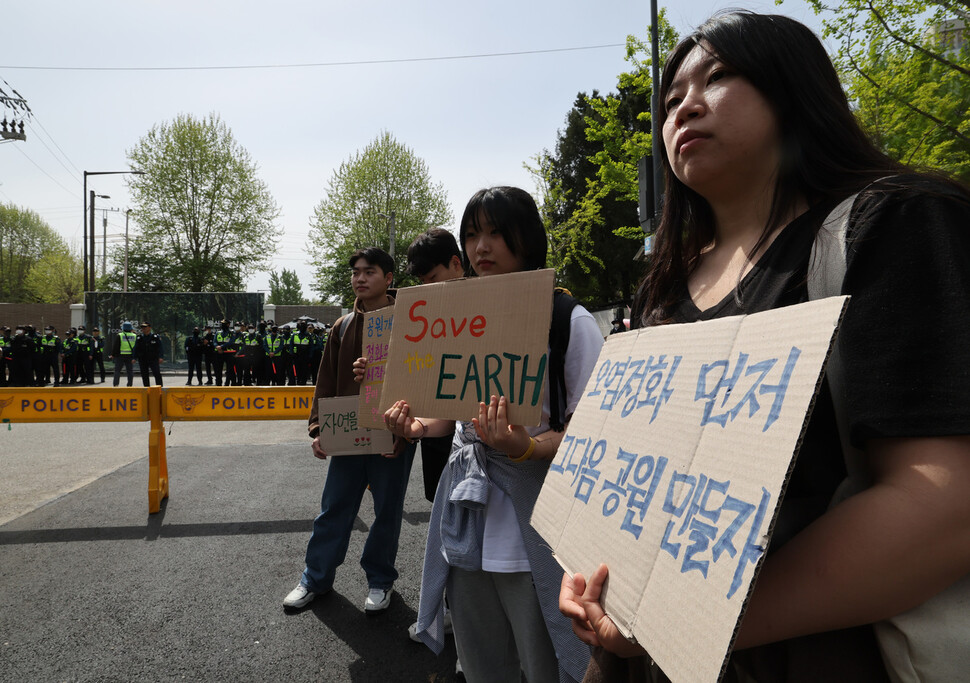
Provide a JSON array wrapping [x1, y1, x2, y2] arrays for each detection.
[[364, 587, 393, 613], [408, 610, 453, 641], [282, 584, 317, 610]]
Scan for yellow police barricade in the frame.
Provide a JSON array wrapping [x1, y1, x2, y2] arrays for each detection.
[[0, 386, 315, 513]]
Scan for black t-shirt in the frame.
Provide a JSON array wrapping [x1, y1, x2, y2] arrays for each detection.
[[649, 175, 970, 681]]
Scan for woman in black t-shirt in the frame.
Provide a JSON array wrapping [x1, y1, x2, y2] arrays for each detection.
[[559, 10, 970, 682]]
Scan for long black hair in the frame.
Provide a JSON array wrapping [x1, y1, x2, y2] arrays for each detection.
[[638, 11, 907, 326], [458, 186, 547, 274]]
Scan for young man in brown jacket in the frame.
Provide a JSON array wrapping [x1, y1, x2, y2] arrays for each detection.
[[283, 247, 415, 614]]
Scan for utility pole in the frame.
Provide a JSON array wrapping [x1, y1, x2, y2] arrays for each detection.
[[124, 209, 131, 292], [102, 208, 109, 278], [82, 169, 145, 292]]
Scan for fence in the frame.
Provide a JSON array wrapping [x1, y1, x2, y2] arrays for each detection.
[[1, 386, 316, 513]]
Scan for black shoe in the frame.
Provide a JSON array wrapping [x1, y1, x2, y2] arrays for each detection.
[[186, 381, 192, 385]]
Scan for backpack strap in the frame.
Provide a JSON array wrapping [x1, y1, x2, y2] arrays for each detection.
[[329, 313, 353, 349], [548, 287, 578, 432], [808, 191, 872, 494]]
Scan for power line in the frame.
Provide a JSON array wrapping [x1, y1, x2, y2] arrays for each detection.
[[23, 120, 83, 184], [28, 114, 83, 176], [11, 144, 77, 198], [0, 44, 624, 72]]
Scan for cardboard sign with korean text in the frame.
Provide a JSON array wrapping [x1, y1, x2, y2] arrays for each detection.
[[532, 296, 849, 683], [317, 396, 394, 455], [379, 269, 555, 425], [358, 307, 394, 429]]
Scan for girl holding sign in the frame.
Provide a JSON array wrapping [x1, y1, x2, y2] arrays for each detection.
[[559, 10, 970, 682], [383, 186, 604, 683]]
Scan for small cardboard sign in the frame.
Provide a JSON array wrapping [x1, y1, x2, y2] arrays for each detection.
[[359, 307, 394, 429], [379, 269, 555, 425], [317, 396, 394, 456], [531, 296, 849, 683]]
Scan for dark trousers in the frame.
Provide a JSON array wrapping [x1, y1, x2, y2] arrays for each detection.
[[204, 355, 213, 382], [139, 357, 163, 386], [213, 355, 227, 386], [94, 353, 105, 382], [43, 354, 60, 386], [266, 356, 285, 385], [62, 356, 76, 383], [112, 356, 134, 386], [187, 354, 203, 384]]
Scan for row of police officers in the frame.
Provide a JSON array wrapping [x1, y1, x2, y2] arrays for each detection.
[[183, 319, 328, 387], [0, 324, 106, 387]]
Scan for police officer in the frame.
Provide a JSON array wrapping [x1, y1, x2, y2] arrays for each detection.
[[184, 327, 204, 385], [9, 325, 33, 387], [234, 322, 254, 386], [310, 324, 326, 386], [91, 327, 106, 383], [0, 326, 10, 386], [40, 326, 62, 386], [254, 320, 268, 385], [279, 325, 295, 385], [135, 321, 164, 386], [62, 328, 78, 384], [213, 319, 235, 386], [289, 321, 313, 385], [111, 322, 137, 387], [201, 325, 215, 385], [264, 324, 285, 385], [76, 325, 93, 384], [26, 325, 43, 386]]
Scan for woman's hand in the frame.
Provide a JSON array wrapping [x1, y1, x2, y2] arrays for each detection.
[[560, 571, 597, 646], [352, 356, 367, 384], [567, 564, 648, 658], [472, 395, 532, 458], [383, 400, 427, 441]]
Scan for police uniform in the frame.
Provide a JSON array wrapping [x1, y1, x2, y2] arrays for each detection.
[[39, 328, 63, 386], [263, 327, 285, 386], [9, 327, 33, 387], [0, 327, 10, 386], [62, 330, 78, 384], [289, 324, 313, 385], [184, 328, 204, 385], [135, 322, 164, 386], [76, 326, 93, 384], [91, 328, 106, 383], [213, 321, 236, 386], [112, 323, 138, 387]]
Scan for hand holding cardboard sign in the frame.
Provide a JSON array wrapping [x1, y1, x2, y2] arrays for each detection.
[[564, 564, 647, 658], [352, 357, 367, 384], [472, 395, 532, 460], [310, 436, 328, 461], [383, 400, 425, 441]]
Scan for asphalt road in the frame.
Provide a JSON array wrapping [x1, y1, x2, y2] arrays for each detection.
[[0, 422, 459, 683]]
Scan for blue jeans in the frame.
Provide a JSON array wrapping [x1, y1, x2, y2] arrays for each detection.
[[302, 444, 415, 592]]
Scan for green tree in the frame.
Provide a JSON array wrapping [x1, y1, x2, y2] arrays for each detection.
[[25, 245, 84, 303], [307, 131, 453, 305], [116, 112, 282, 292], [267, 268, 307, 305], [0, 203, 67, 302], [530, 16, 679, 307], [806, 0, 970, 180]]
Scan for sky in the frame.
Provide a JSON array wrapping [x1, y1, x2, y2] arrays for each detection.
[[1, 0, 825, 300]]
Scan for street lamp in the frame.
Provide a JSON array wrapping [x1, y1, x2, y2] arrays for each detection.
[[83, 169, 145, 292]]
